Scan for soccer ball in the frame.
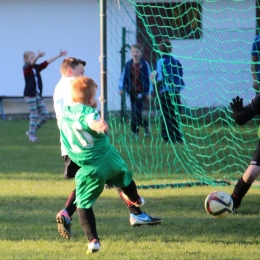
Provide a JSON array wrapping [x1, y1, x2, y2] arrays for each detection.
[[204, 191, 233, 218]]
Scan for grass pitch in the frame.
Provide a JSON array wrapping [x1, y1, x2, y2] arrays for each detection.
[[1, 119, 260, 260]]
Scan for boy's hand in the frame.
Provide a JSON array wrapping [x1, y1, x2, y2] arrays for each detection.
[[59, 49, 67, 57], [230, 96, 243, 113], [119, 90, 123, 95], [92, 118, 108, 133], [150, 70, 157, 84]]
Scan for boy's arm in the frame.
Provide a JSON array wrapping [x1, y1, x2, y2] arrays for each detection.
[[91, 118, 108, 133], [47, 49, 67, 64], [150, 60, 162, 84], [86, 112, 108, 133], [30, 50, 45, 65]]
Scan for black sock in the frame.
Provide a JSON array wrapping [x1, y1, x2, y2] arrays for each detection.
[[65, 190, 77, 218], [232, 177, 252, 209], [77, 208, 98, 242], [121, 180, 139, 202], [116, 182, 142, 215], [128, 205, 142, 215]]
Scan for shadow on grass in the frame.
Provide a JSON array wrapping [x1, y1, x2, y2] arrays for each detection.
[[1, 193, 260, 245]]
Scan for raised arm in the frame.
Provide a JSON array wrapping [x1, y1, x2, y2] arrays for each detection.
[[47, 49, 67, 64], [29, 50, 45, 65]]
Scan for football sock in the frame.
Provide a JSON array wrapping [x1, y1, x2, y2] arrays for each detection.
[[65, 190, 77, 217], [117, 181, 142, 215], [121, 180, 140, 202], [78, 208, 98, 242], [232, 177, 252, 209]]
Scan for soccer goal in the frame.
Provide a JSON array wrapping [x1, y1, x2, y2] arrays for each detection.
[[103, 0, 259, 187]]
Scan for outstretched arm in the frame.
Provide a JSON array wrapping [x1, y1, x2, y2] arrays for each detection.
[[30, 50, 45, 65], [47, 49, 67, 64]]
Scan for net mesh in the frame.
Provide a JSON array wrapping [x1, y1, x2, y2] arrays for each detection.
[[105, 0, 259, 186]]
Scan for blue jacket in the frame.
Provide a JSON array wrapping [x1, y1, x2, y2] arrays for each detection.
[[119, 58, 153, 95], [156, 54, 185, 93]]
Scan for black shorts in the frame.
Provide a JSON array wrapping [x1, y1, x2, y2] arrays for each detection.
[[250, 140, 260, 166], [62, 155, 80, 179]]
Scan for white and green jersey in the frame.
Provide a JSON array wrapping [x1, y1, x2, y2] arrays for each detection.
[[59, 103, 110, 166]]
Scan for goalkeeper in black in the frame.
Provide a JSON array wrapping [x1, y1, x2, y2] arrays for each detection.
[[230, 95, 260, 211]]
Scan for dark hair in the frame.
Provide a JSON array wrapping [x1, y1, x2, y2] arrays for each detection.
[[159, 39, 172, 53], [60, 57, 86, 76], [131, 43, 143, 53]]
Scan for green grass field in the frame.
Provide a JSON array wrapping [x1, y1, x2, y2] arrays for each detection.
[[1, 119, 260, 260]]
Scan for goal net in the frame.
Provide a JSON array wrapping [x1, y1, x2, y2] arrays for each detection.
[[105, 0, 258, 187]]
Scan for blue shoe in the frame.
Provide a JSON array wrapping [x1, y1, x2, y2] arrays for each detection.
[[56, 209, 72, 239], [130, 212, 163, 227]]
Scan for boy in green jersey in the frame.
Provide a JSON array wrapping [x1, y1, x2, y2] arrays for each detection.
[[59, 76, 162, 254]]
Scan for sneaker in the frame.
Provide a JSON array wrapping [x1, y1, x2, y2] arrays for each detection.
[[29, 136, 38, 142], [26, 131, 29, 136], [87, 238, 100, 254], [56, 209, 72, 239], [119, 192, 145, 207], [130, 212, 163, 227]]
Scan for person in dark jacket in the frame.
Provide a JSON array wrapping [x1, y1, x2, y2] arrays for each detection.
[[119, 43, 153, 137], [230, 95, 260, 211], [151, 39, 185, 144], [23, 49, 67, 142]]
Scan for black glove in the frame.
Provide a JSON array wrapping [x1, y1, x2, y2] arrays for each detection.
[[230, 96, 243, 113]]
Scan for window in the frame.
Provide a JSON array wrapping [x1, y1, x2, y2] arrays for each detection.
[[136, 1, 202, 40]]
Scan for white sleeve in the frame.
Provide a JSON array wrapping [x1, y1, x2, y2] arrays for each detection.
[[86, 112, 100, 131]]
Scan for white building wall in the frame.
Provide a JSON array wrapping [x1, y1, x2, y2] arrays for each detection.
[[0, 0, 257, 113], [0, 0, 101, 109], [106, 0, 257, 110]]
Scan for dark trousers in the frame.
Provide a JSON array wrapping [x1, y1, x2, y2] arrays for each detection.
[[63, 155, 80, 179], [130, 92, 148, 135], [161, 91, 182, 142]]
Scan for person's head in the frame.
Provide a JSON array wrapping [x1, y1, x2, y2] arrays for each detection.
[[71, 76, 97, 107], [60, 57, 86, 77], [159, 39, 172, 54], [131, 43, 143, 63], [23, 51, 35, 64]]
